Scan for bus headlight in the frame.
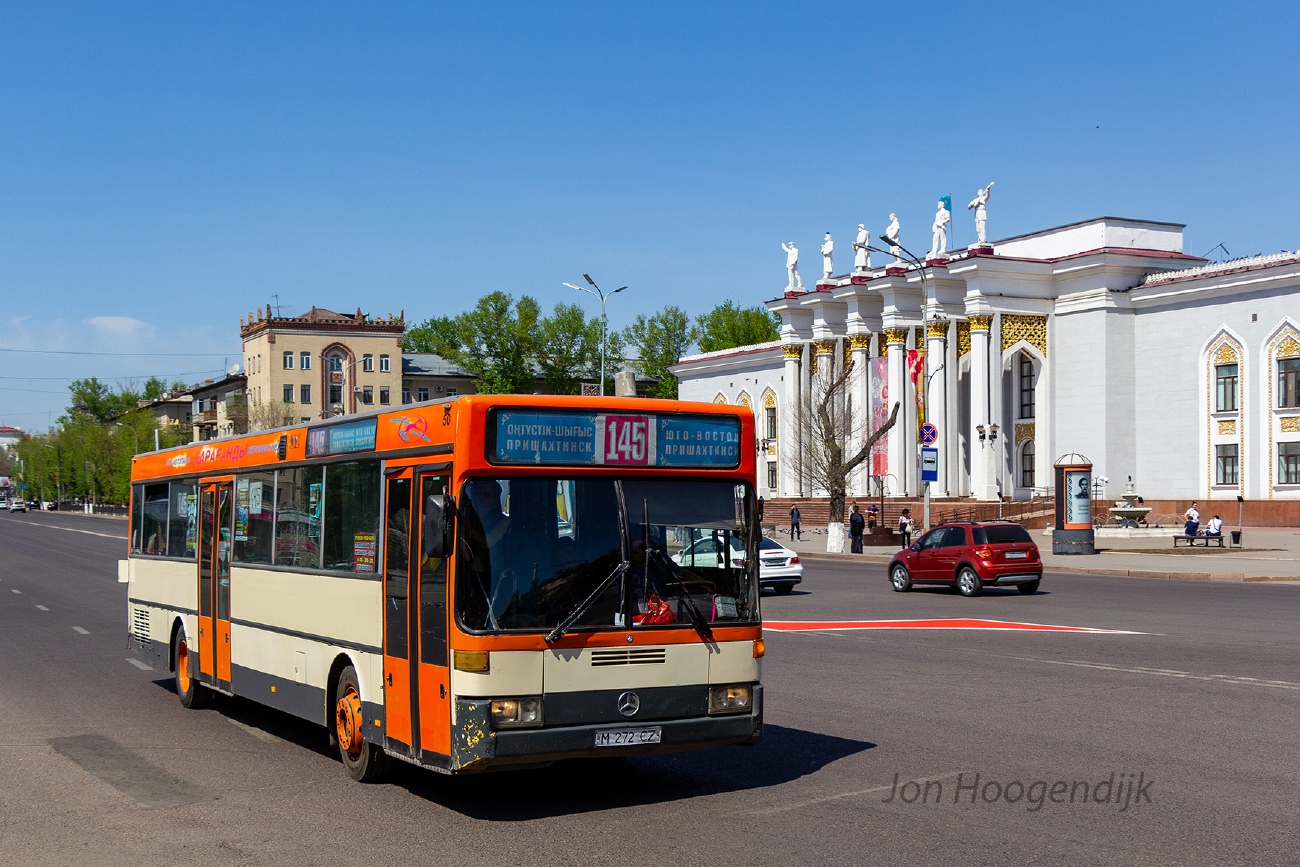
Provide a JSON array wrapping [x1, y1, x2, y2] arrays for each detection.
[[708, 684, 752, 715], [490, 697, 543, 728]]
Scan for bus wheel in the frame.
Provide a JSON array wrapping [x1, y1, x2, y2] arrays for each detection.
[[174, 628, 209, 709], [335, 666, 389, 783]]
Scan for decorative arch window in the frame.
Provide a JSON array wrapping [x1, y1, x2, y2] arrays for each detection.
[[1020, 441, 1035, 488], [1216, 362, 1239, 411], [1018, 352, 1035, 419]]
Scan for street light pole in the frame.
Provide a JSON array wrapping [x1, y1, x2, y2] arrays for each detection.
[[564, 274, 627, 396]]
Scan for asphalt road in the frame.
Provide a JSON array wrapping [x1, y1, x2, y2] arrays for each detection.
[[1, 509, 1297, 866]]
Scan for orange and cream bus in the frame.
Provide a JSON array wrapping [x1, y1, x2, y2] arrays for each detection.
[[122, 395, 764, 779]]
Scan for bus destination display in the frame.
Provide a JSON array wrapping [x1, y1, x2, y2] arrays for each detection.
[[492, 410, 739, 468]]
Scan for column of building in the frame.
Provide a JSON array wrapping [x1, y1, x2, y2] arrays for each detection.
[[847, 333, 871, 496], [780, 343, 803, 497], [926, 321, 949, 496], [883, 327, 909, 496], [810, 340, 836, 496], [967, 314, 998, 500]]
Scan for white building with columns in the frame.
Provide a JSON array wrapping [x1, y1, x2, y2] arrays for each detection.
[[672, 216, 1300, 504]]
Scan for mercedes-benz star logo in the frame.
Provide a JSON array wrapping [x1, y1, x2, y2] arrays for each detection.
[[617, 691, 641, 718]]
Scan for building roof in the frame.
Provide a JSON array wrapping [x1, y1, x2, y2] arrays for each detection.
[[673, 341, 783, 367], [1137, 250, 1300, 288], [239, 304, 405, 339]]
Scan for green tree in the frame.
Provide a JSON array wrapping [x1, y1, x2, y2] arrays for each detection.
[[405, 292, 541, 394], [622, 305, 694, 399], [142, 377, 167, 400], [694, 301, 780, 353], [537, 303, 599, 395]]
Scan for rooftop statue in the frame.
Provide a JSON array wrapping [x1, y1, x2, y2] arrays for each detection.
[[821, 232, 834, 280], [853, 223, 871, 271], [885, 214, 901, 264], [929, 200, 950, 259], [782, 242, 803, 291], [967, 182, 994, 245]]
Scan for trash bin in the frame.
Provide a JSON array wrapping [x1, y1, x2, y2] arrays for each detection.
[[1230, 530, 1242, 547]]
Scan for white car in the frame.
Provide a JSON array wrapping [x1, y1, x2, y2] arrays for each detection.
[[672, 535, 803, 595], [7, 500, 27, 513]]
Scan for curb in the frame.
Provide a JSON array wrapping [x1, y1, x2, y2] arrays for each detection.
[[794, 549, 1299, 583]]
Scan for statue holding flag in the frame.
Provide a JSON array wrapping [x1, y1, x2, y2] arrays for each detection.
[[968, 182, 994, 245], [928, 199, 951, 259]]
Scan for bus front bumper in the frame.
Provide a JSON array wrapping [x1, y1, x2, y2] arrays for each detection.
[[453, 684, 763, 771]]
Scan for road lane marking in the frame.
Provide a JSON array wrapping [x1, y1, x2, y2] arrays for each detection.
[[1003, 655, 1300, 690], [746, 769, 966, 816], [226, 717, 280, 743], [10, 588, 21, 594], [765, 618, 1145, 634], [73, 626, 90, 634], [35, 604, 49, 611], [48, 734, 214, 808], [125, 658, 152, 671], [7, 519, 127, 540]]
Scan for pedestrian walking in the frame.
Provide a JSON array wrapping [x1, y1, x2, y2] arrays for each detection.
[[790, 505, 802, 541], [849, 505, 865, 554], [898, 508, 914, 548], [1184, 501, 1200, 537]]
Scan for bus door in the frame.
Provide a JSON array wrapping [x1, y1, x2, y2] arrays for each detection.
[[381, 466, 452, 760], [197, 480, 233, 687]]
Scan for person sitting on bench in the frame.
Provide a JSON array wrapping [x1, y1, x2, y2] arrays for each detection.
[[1204, 515, 1223, 537]]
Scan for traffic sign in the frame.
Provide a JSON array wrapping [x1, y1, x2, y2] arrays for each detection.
[[919, 422, 938, 445], [921, 447, 939, 483]]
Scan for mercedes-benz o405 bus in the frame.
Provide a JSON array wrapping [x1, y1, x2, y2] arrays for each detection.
[[122, 395, 764, 779]]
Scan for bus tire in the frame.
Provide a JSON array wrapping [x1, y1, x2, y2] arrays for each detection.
[[335, 665, 388, 783], [174, 627, 209, 709]]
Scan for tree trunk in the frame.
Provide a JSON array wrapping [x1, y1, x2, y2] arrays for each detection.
[[826, 477, 846, 553]]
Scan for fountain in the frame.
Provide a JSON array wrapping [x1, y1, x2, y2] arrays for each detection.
[[1108, 477, 1152, 528]]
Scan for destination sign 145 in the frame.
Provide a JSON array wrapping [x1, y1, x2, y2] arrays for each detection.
[[492, 410, 740, 468]]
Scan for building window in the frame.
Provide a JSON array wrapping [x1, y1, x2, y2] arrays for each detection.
[[1215, 363, 1239, 412], [362, 386, 373, 405], [1281, 442, 1300, 485], [380, 354, 390, 372], [328, 354, 344, 372], [1021, 441, 1035, 488], [1215, 444, 1239, 486], [282, 351, 293, 370], [447, 388, 458, 396], [417, 387, 430, 402], [765, 407, 777, 440], [1279, 358, 1300, 408], [402, 387, 411, 404], [300, 384, 311, 405], [283, 384, 294, 403], [767, 462, 777, 490], [1019, 354, 1035, 419], [301, 352, 311, 370], [363, 354, 374, 373], [379, 386, 390, 405]]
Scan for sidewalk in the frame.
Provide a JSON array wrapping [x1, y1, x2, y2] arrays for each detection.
[[771, 525, 1300, 583]]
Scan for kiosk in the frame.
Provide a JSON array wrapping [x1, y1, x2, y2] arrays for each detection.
[[1053, 453, 1096, 555]]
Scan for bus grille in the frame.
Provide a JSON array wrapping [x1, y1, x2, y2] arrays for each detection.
[[132, 607, 151, 647], [590, 648, 667, 667]]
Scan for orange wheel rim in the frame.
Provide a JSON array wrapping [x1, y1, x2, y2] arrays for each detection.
[[177, 639, 192, 694], [335, 685, 364, 757]]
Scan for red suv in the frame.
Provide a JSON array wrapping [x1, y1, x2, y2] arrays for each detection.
[[888, 522, 1042, 596]]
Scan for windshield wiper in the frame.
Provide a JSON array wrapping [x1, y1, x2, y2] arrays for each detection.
[[647, 548, 714, 643], [545, 561, 627, 644]]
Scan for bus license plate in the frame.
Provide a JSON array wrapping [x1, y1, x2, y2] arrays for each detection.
[[1005, 551, 1027, 559], [594, 727, 662, 747]]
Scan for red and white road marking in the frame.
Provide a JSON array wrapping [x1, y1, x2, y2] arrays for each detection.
[[764, 618, 1144, 634]]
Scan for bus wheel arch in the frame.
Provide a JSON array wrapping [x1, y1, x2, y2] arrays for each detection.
[[325, 652, 361, 748]]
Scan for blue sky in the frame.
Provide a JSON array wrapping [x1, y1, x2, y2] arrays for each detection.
[[2, 1, 1298, 427]]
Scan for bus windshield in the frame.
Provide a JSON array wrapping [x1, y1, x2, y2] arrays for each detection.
[[455, 476, 759, 634]]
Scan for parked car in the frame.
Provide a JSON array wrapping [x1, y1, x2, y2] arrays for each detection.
[[672, 534, 803, 594], [888, 521, 1041, 596], [7, 499, 27, 513]]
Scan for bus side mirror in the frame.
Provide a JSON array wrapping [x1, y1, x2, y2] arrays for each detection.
[[424, 494, 456, 559]]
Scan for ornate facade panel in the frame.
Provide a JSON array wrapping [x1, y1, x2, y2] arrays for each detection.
[[762, 388, 778, 409], [1014, 422, 1036, 446], [1281, 417, 1300, 433], [1218, 420, 1236, 435], [737, 391, 753, 409], [1278, 336, 1300, 359], [1000, 314, 1047, 356], [713, 393, 728, 404], [881, 327, 908, 346], [1213, 343, 1239, 364], [957, 320, 971, 357]]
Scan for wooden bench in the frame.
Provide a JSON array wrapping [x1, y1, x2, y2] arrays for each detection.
[[1173, 534, 1225, 548]]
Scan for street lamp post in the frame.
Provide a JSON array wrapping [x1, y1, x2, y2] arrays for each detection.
[[564, 274, 627, 396]]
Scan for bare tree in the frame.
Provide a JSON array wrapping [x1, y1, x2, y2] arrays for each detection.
[[246, 399, 298, 432], [796, 355, 900, 552]]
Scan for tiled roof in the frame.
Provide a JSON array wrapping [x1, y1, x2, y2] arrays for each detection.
[[1137, 250, 1300, 287]]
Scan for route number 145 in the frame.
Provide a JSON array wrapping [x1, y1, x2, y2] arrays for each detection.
[[605, 416, 649, 465]]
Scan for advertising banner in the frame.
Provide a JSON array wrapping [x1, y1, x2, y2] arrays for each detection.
[[870, 358, 889, 477], [1064, 470, 1092, 526]]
